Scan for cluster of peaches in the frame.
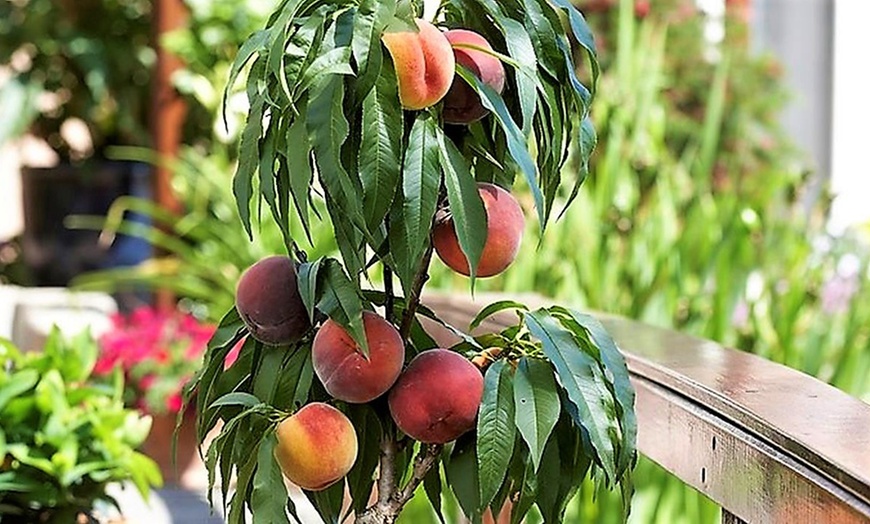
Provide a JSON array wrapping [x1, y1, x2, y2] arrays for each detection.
[[234, 19, 528, 492]]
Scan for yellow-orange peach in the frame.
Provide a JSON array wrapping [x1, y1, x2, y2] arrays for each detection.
[[382, 19, 455, 110], [312, 311, 405, 403], [235, 255, 311, 345], [443, 29, 506, 124], [388, 349, 484, 444], [433, 183, 524, 277], [274, 402, 358, 491]]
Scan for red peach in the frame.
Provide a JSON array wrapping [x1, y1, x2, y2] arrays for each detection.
[[388, 349, 484, 444], [312, 311, 405, 403], [235, 255, 311, 345], [433, 183, 525, 277]]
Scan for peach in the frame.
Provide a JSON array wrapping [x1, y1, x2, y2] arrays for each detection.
[[388, 349, 484, 444], [433, 183, 525, 277], [442, 29, 506, 124], [274, 402, 358, 491], [382, 19, 456, 110], [312, 311, 405, 403], [235, 255, 311, 345]]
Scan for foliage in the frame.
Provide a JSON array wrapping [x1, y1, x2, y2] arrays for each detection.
[[426, 1, 870, 522], [182, 0, 637, 522], [0, 328, 162, 521], [0, 0, 154, 159], [93, 305, 218, 415], [162, 0, 280, 150], [68, 146, 337, 323]]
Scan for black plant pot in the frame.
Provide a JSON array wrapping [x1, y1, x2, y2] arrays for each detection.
[[20, 160, 152, 287]]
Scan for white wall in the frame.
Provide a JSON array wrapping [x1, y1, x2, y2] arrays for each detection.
[[829, 0, 870, 234]]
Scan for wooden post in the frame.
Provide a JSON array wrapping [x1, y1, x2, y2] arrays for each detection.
[[150, 0, 188, 309]]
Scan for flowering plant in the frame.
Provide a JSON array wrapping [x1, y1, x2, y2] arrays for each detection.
[[95, 306, 215, 415]]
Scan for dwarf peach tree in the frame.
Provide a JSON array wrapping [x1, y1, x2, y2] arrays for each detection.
[[183, 0, 637, 522]]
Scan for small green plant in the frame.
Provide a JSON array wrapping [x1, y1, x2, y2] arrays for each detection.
[[0, 328, 161, 521]]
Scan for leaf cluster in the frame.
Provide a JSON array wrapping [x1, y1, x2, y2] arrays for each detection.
[[429, 302, 637, 523], [0, 329, 161, 521], [229, 0, 598, 289]]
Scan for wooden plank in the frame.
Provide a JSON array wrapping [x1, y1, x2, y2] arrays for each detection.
[[422, 293, 870, 522]]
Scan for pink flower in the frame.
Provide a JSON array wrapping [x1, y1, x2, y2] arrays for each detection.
[[165, 392, 184, 413], [95, 305, 214, 414]]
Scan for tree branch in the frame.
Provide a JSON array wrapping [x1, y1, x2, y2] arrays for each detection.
[[396, 443, 442, 506], [399, 241, 435, 340]]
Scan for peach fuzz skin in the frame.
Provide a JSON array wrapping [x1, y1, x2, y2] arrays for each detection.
[[433, 183, 525, 277], [388, 349, 484, 444], [312, 311, 405, 403], [381, 19, 456, 110], [442, 29, 506, 124], [235, 255, 311, 346], [274, 403, 358, 492]]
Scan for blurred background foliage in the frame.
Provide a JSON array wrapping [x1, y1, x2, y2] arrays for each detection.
[[57, 0, 870, 522]]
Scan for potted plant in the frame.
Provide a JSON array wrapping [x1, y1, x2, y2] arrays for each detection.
[[0, 327, 161, 522], [185, 0, 637, 523], [92, 305, 221, 485]]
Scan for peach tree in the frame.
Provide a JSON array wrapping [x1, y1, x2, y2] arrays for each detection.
[[184, 0, 637, 522]]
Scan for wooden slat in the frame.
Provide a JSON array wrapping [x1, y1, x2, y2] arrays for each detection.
[[422, 293, 870, 523]]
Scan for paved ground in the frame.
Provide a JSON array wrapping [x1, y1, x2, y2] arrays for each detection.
[[105, 482, 324, 524], [102, 484, 225, 524]]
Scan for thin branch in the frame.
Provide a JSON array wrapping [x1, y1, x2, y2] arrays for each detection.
[[396, 444, 443, 505], [399, 241, 435, 339], [384, 265, 395, 325], [377, 434, 399, 507]]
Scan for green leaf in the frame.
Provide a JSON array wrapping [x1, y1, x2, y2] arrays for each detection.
[[252, 434, 290, 524], [352, 0, 396, 101], [389, 113, 441, 293], [234, 61, 266, 239], [560, 116, 596, 217], [423, 460, 446, 524], [446, 434, 481, 522], [274, 346, 314, 410], [298, 258, 368, 357], [307, 74, 371, 262], [524, 309, 618, 481], [359, 58, 403, 233], [500, 18, 539, 134], [254, 344, 286, 402], [223, 29, 268, 127], [307, 479, 346, 524], [513, 357, 560, 471], [549, 0, 599, 92], [298, 47, 355, 95], [455, 66, 544, 228], [557, 308, 637, 478], [345, 404, 382, 518], [508, 450, 537, 524], [469, 300, 529, 331], [477, 360, 516, 508], [0, 370, 38, 412], [436, 125, 487, 282], [283, 115, 315, 242], [209, 392, 262, 410]]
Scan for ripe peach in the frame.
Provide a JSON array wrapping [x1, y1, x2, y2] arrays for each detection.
[[388, 349, 484, 444], [235, 255, 311, 345], [442, 29, 506, 124], [312, 311, 405, 403], [433, 183, 525, 277], [274, 402, 358, 491], [382, 19, 456, 110]]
